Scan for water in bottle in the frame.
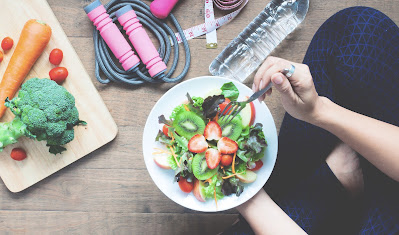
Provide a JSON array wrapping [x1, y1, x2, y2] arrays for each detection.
[[209, 0, 309, 82]]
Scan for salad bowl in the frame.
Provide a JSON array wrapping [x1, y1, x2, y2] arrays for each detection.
[[143, 76, 278, 212]]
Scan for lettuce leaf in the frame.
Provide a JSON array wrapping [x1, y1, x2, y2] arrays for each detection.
[[221, 82, 239, 101], [235, 123, 268, 164], [167, 154, 178, 170], [155, 130, 173, 146], [202, 95, 225, 119], [191, 96, 204, 110], [171, 130, 188, 152], [202, 174, 224, 200], [170, 104, 186, 120]]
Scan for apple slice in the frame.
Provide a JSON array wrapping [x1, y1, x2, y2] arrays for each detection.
[[153, 153, 172, 169], [240, 96, 256, 128], [193, 179, 206, 202], [236, 170, 257, 183]]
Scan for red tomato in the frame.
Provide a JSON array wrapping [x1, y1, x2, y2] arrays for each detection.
[[219, 98, 231, 115], [49, 48, 63, 65], [162, 125, 170, 137], [49, 67, 68, 84], [220, 154, 233, 166], [0, 51, 3, 62], [251, 160, 263, 171], [10, 148, 27, 161], [1, 37, 14, 51], [178, 176, 194, 193]]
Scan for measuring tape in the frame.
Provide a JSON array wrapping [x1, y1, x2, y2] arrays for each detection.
[[174, 0, 249, 45], [205, 0, 217, 49]]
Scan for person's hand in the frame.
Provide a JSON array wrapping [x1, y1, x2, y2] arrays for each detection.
[[253, 56, 324, 123]]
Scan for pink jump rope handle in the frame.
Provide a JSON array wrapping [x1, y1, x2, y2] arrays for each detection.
[[150, 0, 180, 19], [116, 6, 167, 78], [84, 0, 140, 71]]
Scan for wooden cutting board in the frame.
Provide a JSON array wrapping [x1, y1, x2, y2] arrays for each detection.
[[0, 0, 118, 192]]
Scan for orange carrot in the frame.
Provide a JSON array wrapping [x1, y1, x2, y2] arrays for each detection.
[[0, 19, 51, 118]]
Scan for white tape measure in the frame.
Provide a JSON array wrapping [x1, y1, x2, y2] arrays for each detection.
[[174, 0, 249, 45]]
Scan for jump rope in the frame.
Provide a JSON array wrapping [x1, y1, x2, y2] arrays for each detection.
[[84, 0, 246, 85]]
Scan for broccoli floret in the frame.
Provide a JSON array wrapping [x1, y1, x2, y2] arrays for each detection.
[[0, 78, 85, 154]]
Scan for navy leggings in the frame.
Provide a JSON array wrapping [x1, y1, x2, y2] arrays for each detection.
[[222, 7, 399, 235]]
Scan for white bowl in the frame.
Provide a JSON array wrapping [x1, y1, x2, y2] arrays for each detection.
[[143, 76, 278, 212]]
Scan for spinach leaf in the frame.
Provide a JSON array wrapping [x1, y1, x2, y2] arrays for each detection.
[[221, 82, 239, 101]]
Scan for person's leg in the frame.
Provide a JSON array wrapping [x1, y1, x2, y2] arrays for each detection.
[[270, 6, 399, 234], [267, 5, 399, 233], [313, 7, 399, 234]]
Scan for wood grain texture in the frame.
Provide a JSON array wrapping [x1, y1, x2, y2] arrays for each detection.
[[0, 0, 398, 233], [0, 0, 118, 193]]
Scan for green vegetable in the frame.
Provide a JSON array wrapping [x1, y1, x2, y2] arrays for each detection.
[[203, 174, 224, 200], [171, 130, 188, 152], [167, 154, 178, 170], [202, 95, 225, 119], [170, 104, 186, 120], [235, 160, 247, 174], [220, 82, 239, 101], [235, 123, 267, 164], [155, 130, 173, 146], [191, 96, 204, 110], [185, 93, 205, 119], [1, 78, 85, 154]]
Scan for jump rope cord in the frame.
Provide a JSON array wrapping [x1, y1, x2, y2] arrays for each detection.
[[93, 0, 191, 85]]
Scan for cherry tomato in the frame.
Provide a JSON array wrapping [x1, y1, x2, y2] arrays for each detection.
[[10, 148, 27, 161], [220, 154, 233, 166], [162, 125, 170, 137], [49, 48, 63, 65], [49, 67, 68, 84], [1, 37, 14, 51], [0, 51, 3, 63], [178, 176, 194, 193], [250, 160, 263, 171], [218, 98, 231, 115]]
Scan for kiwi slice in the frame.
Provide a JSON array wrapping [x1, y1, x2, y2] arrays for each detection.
[[192, 153, 219, 180], [173, 111, 205, 140], [217, 116, 243, 141]]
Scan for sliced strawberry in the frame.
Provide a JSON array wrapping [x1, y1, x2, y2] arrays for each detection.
[[217, 137, 238, 154], [188, 134, 208, 153], [204, 121, 222, 141], [205, 148, 221, 169]]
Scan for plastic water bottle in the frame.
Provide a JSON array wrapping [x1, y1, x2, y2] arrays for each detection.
[[209, 0, 309, 82]]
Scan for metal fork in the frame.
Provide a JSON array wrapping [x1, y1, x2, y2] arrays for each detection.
[[218, 82, 272, 126], [218, 69, 291, 126]]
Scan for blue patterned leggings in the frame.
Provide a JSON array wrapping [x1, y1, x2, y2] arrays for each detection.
[[223, 6, 399, 235]]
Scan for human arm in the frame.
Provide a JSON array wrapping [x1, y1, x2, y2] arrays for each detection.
[[237, 190, 307, 235], [253, 56, 399, 182]]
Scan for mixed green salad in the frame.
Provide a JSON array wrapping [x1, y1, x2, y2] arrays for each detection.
[[153, 82, 267, 204]]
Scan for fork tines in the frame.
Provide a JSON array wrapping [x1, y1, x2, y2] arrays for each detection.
[[218, 102, 244, 126]]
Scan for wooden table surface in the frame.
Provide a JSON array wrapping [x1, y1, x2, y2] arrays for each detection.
[[0, 0, 398, 234]]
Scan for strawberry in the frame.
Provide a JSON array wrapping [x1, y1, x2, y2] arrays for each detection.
[[204, 121, 222, 141], [205, 148, 221, 169], [188, 134, 208, 153], [217, 137, 238, 154]]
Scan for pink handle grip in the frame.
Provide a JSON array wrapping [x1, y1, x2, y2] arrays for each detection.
[[85, 0, 140, 71], [117, 6, 167, 78], [150, 0, 179, 19]]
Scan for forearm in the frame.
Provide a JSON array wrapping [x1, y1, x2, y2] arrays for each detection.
[[237, 190, 306, 235], [311, 97, 399, 181]]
